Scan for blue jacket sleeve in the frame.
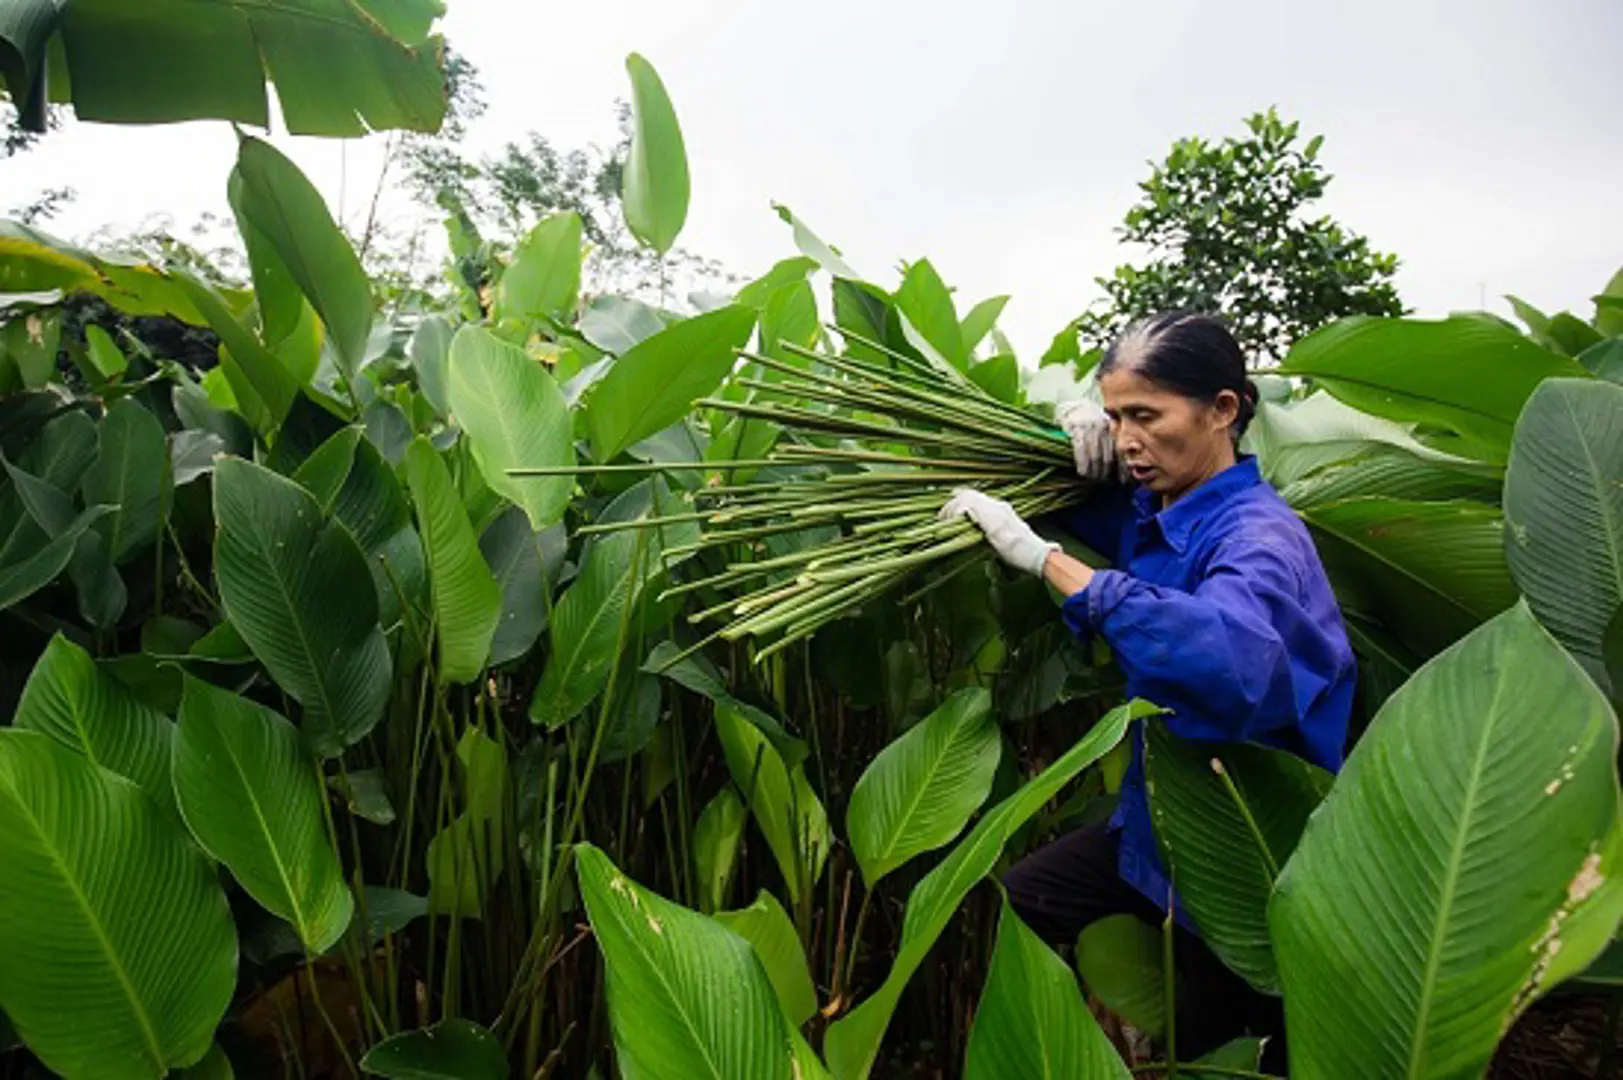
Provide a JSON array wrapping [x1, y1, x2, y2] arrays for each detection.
[[1059, 535, 1315, 743]]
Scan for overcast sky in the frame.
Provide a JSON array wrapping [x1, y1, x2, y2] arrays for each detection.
[[4, 0, 1620, 357]]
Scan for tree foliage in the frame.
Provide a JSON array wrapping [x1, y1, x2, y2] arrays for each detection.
[[1074, 109, 1404, 360]]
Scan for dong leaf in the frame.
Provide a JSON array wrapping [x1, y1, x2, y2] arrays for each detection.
[[964, 898, 1131, 1080], [0, 730, 235, 1079], [529, 481, 671, 728], [231, 136, 372, 381], [425, 727, 507, 918], [175, 676, 353, 952], [714, 890, 818, 1028], [587, 304, 758, 462], [693, 786, 747, 914], [825, 700, 1160, 1080], [1144, 723, 1332, 993], [715, 699, 831, 905], [846, 687, 1001, 887], [0, 504, 110, 610], [1271, 603, 1622, 1078], [15, 634, 175, 814], [213, 457, 390, 755], [172, 271, 299, 433], [447, 325, 574, 530], [359, 1018, 507, 1080], [406, 438, 500, 685], [81, 397, 171, 564], [410, 316, 454, 418], [959, 296, 1010, 356], [621, 54, 689, 254], [495, 212, 582, 325], [895, 259, 964, 370], [1303, 497, 1516, 660], [1277, 315, 1588, 462], [1074, 914, 1168, 1038], [575, 843, 797, 1080], [479, 508, 561, 667], [1504, 378, 1623, 693], [5, 0, 446, 137]]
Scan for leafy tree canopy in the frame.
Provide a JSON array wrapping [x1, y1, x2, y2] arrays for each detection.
[[1072, 109, 1403, 361]]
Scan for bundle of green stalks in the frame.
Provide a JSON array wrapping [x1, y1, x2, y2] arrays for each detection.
[[512, 329, 1089, 666]]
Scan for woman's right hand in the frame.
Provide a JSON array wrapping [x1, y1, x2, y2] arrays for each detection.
[[1054, 400, 1121, 481]]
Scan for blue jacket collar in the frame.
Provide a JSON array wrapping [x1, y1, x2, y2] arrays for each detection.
[[1131, 455, 1263, 554]]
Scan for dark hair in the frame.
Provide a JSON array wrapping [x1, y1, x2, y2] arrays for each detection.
[[1098, 312, 1258, 440]]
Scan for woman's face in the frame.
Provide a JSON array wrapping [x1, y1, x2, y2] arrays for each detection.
[[1099, 366, 1240, 502]]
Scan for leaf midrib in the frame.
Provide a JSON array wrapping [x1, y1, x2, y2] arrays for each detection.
[[867, 712, 988, 876], [230, 512, 345, 732], [599, 883, 731, 1080], [5, 774, 167, 1070], [214, 716, 315, 944], [1405, 659, 1507, 1075]]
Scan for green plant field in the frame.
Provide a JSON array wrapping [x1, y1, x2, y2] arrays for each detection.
[[1, 17, 1621, 1080]]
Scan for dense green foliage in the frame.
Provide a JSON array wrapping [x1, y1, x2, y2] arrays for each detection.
[[1, 34, 1621, 1080]]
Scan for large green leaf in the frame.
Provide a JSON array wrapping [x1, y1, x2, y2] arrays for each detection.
[[1276, 316, 1589, 462], [965, 898, 1131, 1080], [1303, 497, 1516, 660], [575, 843, 797, 1080], [825, 700, 1161, 1080], [15, 634, 175, 813], [1144, 723, 1332, 993], [715, 700, 831, 905], [410, 315, 454, 417], [174, 676, 352, 952], [447, 325, 574, 531], [425, 727, 507, 918], [479, 508, 561, 667], [494, 211, 583, 325], [1271, 602, 1622, 1078], [406, 438, 500, 685], [586, 304, 758, 462], [81, 398, 172, 564], [620, 54, 689, 254], [1280, 443, 1502, 510], [213, 457, 391, 755], [327, 433, 426, 632], [1074, 914, 1167, 1039], [1503, 378, 1623, 693], [231, 136, 373, 381], [771, 202, 858, 278], [5, 0, 445, 136], [0, 224, 204, 323], [529, 481, 673, 728], [693, 786, 747, 914], [846, 687, 1001, 887], [0, 504, 109, 609], [0, 730, 236, 1079], [1246, 389, 1474, 491], [894, 258, 964, 370], [359, 1018, 508, 1080], [959, 296, 1010, 357], [714, 890, 818, 1028], [172, 270, 299, 433]]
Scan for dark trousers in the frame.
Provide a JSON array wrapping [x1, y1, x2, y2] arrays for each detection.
[[1004, 821, 1287, 1071]]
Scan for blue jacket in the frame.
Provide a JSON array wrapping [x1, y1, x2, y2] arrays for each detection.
[[1054, 455, 1356, 916]]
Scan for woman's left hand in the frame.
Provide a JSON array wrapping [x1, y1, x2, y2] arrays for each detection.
[[939, 489, 1057, 577]]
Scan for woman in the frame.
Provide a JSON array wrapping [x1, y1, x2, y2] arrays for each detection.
[[941, 312, 1356, 1064]]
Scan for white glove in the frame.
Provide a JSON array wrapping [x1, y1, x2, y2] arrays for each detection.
[[939, 489, 1058, 577], [1054, 400, 1121, 481]]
